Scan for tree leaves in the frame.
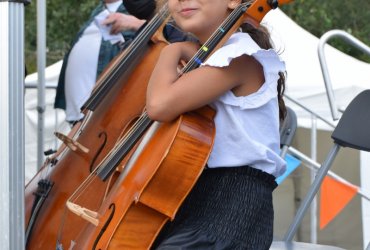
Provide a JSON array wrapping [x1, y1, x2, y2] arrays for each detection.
[[281, 0, 370, 63], [25, 0, 97, 73]]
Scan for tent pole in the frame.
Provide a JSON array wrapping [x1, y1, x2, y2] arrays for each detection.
[[0, 0, 29, 249], [310, 115, 318, 244], [37, 0, 46, 169]]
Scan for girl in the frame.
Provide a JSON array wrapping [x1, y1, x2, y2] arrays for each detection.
[[147, 0, 287, 249]]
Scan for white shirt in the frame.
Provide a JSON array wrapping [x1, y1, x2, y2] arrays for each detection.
[[203, 32, 286, 177], [64, 1, 122, 122]]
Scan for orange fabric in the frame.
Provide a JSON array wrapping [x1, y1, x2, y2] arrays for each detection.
[[320, 176, 358, 229]]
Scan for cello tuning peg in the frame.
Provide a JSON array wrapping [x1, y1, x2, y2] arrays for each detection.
[[44, 149, 57, 156], [54, 132, 90, 154], [267, 0, 279, 9]]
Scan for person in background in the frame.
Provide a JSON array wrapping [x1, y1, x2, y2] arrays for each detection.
[[147, 0, 287, 249], [54, 0, 156, 125]]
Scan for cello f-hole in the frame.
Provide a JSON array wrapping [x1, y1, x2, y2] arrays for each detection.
[[90, 132, 108, 172], [93, 203, 116, 250]]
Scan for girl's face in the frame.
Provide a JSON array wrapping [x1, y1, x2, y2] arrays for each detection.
[[168, 0, 241, 43]]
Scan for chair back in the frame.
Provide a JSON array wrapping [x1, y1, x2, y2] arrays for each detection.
[[332, 90, 370, 152], [280, 106, 298, 157]]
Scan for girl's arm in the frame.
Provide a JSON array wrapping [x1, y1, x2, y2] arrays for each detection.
[[146, 41, 264, 122]]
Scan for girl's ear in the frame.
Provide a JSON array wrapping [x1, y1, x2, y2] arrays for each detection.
[[228, 0, 242, 10]]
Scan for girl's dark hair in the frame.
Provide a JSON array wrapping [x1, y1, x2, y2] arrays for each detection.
[[240, 22, 287, 122], [122, 0, 156, 20]]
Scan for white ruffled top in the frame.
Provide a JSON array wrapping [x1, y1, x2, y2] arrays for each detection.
[[202, 32, 286, 177]]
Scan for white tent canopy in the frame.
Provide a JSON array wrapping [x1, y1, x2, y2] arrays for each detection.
[[24, 60, 68, 183], [25, 60, 62, 88], [263, 9, 370, 129]]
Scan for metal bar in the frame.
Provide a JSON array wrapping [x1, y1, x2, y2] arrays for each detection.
[[284, 94, 336, 128], [288, 146, 370, 201], [280, 145, 289, 159], [36, 0, 46, 168], [0, 1, 26, 249], [0, 6, 11, 250], [25, 83, 57, 89], [318, 30, 370, 121], [284, 144, 341, 241], [310, 115, 317, 243]]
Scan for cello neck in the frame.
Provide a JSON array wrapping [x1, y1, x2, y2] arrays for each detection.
[[182, 0, 293, 74], [82, 4, 170, 111]]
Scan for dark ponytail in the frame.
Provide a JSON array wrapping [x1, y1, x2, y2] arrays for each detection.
[[240, 22, 287, 121]]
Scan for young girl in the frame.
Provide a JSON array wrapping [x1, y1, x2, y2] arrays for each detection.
[[147, 0, 287, 248]]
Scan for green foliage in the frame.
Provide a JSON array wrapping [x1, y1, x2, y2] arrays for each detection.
[[24, 0, 370, 73], [25, 0, 97, 73], [281, 0, 370, 63]]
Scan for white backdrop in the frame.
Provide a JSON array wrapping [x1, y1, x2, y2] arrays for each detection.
[[263, 9, 370, 129], [24, 60, 69, 184]]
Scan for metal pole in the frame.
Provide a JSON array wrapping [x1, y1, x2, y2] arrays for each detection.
[[318, 30, 370, 121], [310, 115, 317, 243], [284, 144, 341, 242], [37, 0, 46, 169], [0, 0, 29, 248]]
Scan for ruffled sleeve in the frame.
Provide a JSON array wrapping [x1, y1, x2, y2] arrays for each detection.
[[201, 32, 286, 109]]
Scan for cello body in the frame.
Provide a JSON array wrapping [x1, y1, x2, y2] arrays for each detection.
[[25, 13, 170, 250], [57, 106, 215, 249]]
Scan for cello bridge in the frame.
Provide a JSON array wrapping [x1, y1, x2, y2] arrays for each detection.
[[54, 132, 89, 153]]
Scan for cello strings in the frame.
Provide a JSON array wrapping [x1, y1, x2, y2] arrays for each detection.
[[92, 111, 150, 174], [68, 111, 151, 202], [76, 2, 243, 181], [89, 4, 169, 102], [71, 2, 250, 195], [104, 5, 169, 81], [68, 1, 251, 203], [181, 2, 249, 73]]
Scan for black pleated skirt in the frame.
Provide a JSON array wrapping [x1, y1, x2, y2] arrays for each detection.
[[152, 166, 277, 250]]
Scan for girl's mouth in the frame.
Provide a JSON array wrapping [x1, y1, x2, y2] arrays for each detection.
[[179, 8, 197, 17]]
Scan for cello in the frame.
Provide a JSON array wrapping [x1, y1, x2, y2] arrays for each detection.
[[25, 5, 172, 249], [55, 0, 293, 249]]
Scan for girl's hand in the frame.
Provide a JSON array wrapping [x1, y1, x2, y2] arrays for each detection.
[[102, 13, 146, 34]]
